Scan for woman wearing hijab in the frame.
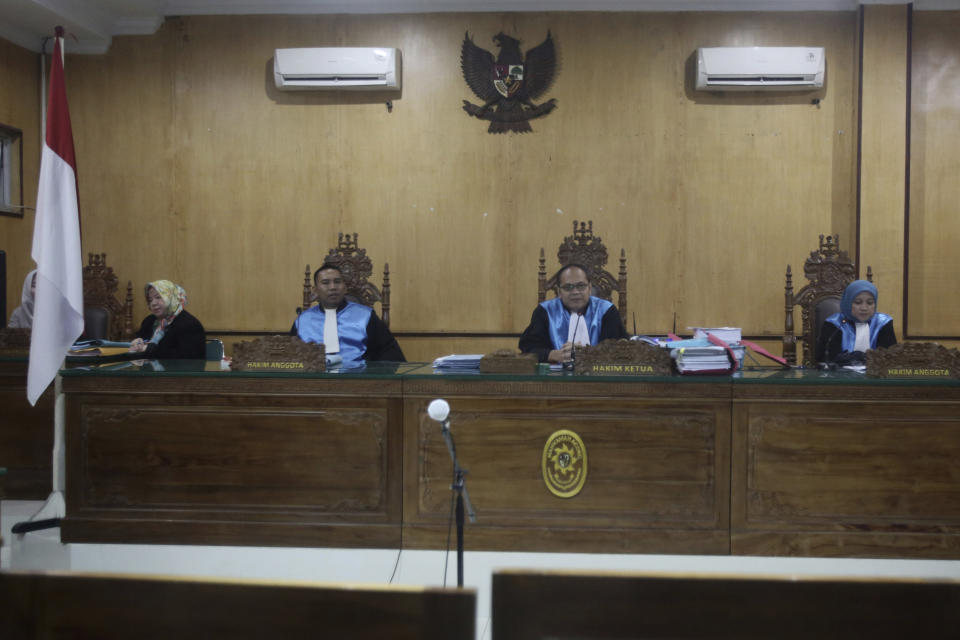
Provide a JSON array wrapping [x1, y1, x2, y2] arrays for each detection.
[[128, 280, 206, 359], [816, 279, 896, 364], [8, 270, 37, 328]]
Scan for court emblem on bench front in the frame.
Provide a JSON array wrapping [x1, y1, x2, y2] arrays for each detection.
[[542, 429, 587, 498]]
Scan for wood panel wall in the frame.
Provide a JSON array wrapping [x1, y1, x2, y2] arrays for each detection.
[[1, 9, 956, 360], [908, 11, 960, 338], [859, 5, 908, 337], [0, 37, 41, 306]]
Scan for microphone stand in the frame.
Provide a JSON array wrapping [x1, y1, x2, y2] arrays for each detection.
[[441, 420, 476, 588], [563, 313, 582, 371]]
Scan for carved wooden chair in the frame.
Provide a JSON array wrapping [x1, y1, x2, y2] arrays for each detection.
[[82, 253, 134, 341], [300, 232, 392, 328], [538, 220, 628, 326], [783, 234, 872, 366]]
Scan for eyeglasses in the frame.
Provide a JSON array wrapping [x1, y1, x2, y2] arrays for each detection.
[[559, 283, 589, 293]]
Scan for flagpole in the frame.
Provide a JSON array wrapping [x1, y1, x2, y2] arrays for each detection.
[[17, 25, 84, 534]]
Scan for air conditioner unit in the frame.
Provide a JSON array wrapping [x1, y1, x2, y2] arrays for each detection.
[[274, 47, 401, 90], [695, 47, 825, 91]]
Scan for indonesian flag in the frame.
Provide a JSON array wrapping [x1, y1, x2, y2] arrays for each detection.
[[27, 27, 83, 406]]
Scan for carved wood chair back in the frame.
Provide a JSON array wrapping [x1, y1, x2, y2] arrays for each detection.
[[783, 234, 872, 366], [538, 220, 628, 327], [82, 253, 134, 341], [300, 232, 392, 328]]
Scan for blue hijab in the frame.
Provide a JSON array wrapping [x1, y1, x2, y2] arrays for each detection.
[[825, 279, 892, 353], [840, 280, 878, 323]]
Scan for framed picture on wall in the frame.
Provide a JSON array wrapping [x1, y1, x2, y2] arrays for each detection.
[[1, 123, 24, 218]]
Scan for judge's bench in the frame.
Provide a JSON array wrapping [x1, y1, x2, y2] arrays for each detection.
[[8, 358, 949, 559]]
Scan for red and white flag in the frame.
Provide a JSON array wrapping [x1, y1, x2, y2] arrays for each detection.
[[27, 27, 84, 406]]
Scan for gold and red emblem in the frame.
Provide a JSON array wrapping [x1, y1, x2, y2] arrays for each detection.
[[541, 429, 587, 498]]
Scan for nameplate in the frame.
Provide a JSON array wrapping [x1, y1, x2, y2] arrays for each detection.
[[584, 363, 658, 375], [575, 340, 672, 377], [242, 361, 308, 370], [231, 336, 326, 373], [480, 349, 538, 374], [866, 342, 960, 379], [883, 367, 951, 378]]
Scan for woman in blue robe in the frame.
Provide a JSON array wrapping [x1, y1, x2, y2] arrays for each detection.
[[815, 280, 896, 364]]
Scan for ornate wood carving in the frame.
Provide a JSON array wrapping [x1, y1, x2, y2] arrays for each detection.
[[783, 235, 871, 367], [538, 220, 628, 326], [479, 349, 538, 374], [301, 232, 392, 327], [83, 253, 134, 340], [866, 342, 960, 378], [0, 327, 31, 352], [575, 339, 673, 376], [231, 335, 326, 372]]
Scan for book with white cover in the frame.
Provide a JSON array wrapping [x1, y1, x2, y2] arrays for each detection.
[[691, 327, 742, 344]]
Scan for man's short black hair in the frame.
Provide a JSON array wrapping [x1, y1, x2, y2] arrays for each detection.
[[554, 263, 591, 283], [313, 262, 343, 285]]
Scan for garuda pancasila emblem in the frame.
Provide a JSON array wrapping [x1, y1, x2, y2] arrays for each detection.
[[460, 31, 558, 134]]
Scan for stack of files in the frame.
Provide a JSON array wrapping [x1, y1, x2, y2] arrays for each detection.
[[668, 338, 745, 373], [432, 354, 484, 370], [70, 338, 132, 357], [673, 345, 741, 374]]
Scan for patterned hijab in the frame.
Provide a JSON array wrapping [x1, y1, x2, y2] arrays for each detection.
[[145, 280, 187, 343], [840, 280, 878, 323]]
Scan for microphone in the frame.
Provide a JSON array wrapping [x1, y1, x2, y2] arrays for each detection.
[[429, 398, 459, 469], [565, 313, 582, 371], [428, 398, 450, 431]]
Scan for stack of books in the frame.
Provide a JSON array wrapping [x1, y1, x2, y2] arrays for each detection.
[[432, 354, 483, 370], [692, 326, 742, 343], [673, 345, 744, 373], [69, 338, 132, 357], [670, 328, 745, 374]]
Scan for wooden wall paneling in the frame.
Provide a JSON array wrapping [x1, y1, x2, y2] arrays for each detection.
[[4, 10, 872, 342], [0, 37, 41, 317], [170, 16, 345, 332], [858, 5, 908, 330], [0, 358, 53, 498], [402, 379, 731, 554], [67, 29, 177, 326], [58, 368, 960, 557], [62, 373, 405, 547], [907, 11, 960, 337], [732, 383, 960, 558], [675, 12, 858, 339], [396, 335, 519, 363]]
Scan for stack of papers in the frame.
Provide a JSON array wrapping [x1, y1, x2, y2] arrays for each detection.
[[673, 345, 744, 373], [70, 338, 132, 357], [72, 339, 132, 349], [432, 354, 483, 370]]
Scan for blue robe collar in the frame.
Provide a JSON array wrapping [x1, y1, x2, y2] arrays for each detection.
[[295, 301, 373, 362], [825, 311, 892, 353], [541, 296, 613, 350]]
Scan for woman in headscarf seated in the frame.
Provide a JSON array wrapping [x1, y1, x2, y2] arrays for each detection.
[[816, 279, 896, 365], [8, 269, 37, 329], [128, 280, 206, 359]]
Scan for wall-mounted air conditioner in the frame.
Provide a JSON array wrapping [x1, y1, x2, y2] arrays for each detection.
[[274, 47, 401, 90], [695, 47, 825, 91]]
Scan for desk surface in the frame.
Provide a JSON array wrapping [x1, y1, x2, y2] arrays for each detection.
[[51, 358, 960, 388]]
